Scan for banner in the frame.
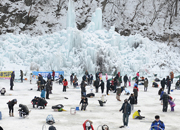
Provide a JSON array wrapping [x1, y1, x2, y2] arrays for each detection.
[[32, 71, 64, 79], [0, 71, 13, 79]]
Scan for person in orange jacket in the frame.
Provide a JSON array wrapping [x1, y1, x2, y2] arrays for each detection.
[[63, 79, 68, 92], [83, 120, 94, 130]]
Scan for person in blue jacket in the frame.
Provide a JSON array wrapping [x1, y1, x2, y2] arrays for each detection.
[[151, 115, 165, 130], [41, 86, 46, 99]]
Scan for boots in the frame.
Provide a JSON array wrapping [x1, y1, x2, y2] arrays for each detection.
[[9, 113, 11, 117], [12, 113, 14, 117]]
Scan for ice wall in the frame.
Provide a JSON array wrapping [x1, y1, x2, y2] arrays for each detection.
[[66, 0, 76, 28], [0, 5, 179, 77]]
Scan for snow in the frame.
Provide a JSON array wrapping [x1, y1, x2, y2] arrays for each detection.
[[0, 78, 180, 130]]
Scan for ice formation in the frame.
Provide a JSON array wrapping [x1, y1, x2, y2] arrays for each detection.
[[0, 0, 179, 77]]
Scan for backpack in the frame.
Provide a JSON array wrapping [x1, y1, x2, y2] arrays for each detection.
[[46, 115, 55, 125]]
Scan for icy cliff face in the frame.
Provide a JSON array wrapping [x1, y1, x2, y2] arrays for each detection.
[[0, 5, 180, 77]]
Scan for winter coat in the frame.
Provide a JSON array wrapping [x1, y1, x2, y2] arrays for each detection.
[[47, 73, 51, 80], [19, 104, 29, 114], [168, 100, 175, 107], [80, 98, 88, 105], [144, 80, 148, 88], [38, 76, 44, 85], [11, 72, 15, 80], [106, 73, 108, 81], [63, 81, 68, 86], [160, 93, 170, 103], [93, 79, 99, 87], [132, 111, 140, 119], [133, 88, 138, 97], [123, 75, 128, 83], [81, 82, 86, 93], [167, 80, 171, 87], [83, 120, 94, 130], [128, 96, 135, 104], [41, 89, 46, 98], [170, 72, 174, 79], [46, 81, 51, 91], [7, 99, 17, 107], [20, 70, 23, 78], [161, 79, 166, 88], [151, 120, 165, 130], [52, 71, 55, 77], [136, 72, 139, 77], [120, 102, 131, 115], [0, 88, 6, 94]]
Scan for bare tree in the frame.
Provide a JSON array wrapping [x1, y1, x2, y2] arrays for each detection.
[[130, 0, 142, 22]]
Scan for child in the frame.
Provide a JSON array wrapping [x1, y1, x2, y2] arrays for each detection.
[[79, 96, 88, 111], [168, 97, 175, 112], [128, 76, 131, 87], [128, 93, 135, 111], [0, 88, 6, 95]]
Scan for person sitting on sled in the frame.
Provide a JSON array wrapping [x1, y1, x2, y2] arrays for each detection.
[[18, 104, 29, 117]]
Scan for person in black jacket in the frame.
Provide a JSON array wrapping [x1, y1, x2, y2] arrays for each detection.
[[119, 99, 131, 127], [93, 79, 99, 93], [106, 80, 110, 95], [81, 80, 87, 97], [128, 93, 135, 111], [32, 96, 40, 108], [167, 79, 171, 94], [18, 104, 29, 117], [160, 92, 170, 112], [7, 99, 17, 117], [46, 80, 51, 99], [99, 80, 104, 93], [20, 70, 23, 83], [79, 96, 88, 111], [123, 74, 128, 87], [10, 71, 15, 90], [37, 98, 47, 109], [161, 78, 166, 89]]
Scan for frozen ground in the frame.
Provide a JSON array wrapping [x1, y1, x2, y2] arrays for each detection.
[[0, 78, 180, 130]]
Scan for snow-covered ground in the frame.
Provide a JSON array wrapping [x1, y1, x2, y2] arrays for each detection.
[[0, 77, 180, 130]]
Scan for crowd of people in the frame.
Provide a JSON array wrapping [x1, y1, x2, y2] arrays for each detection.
[[1, 70, 179, 130]]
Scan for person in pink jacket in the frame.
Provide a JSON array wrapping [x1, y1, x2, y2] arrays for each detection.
[[106, 73, 108, 81]]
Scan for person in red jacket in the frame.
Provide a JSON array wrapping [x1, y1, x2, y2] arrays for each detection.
[[63, 79, 68, 92], [83, 120, 94, 130], [136, 72, 140, 78], [52, 70, 55, 81]]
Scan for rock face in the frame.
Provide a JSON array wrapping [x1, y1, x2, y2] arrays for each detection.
[[0, 0, 180, 44]]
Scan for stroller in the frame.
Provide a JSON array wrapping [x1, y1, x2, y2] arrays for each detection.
[[52, 104, 64, 112]]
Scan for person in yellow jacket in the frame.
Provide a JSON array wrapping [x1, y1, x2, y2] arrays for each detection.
[[132, 110, 145, 119]]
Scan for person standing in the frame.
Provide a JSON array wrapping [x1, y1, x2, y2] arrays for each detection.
[[70, 74, 73, 85], [106, 80, 110, 95], [99, 80, 104, 93], [160, 78, 166, 89], [52, 70, 55, 81], [41, 86, 46, 99], [119, 99, 131, 128], [167, 79, 171, 94], [170, 71, 174, 84], [136, 72, 140, 79], [10, 71, 15, 90], [7, 99, 17, 117], [62, 79, 68, 92], [46, 80, 51, 99], [128, 93, 135, 111], [123, 74, 128, 87], [30, 73, 32, 84], [160, 92, 170, 112], [128, 76, 131, 87], [151, 115, 165, 130], [144, 78, 148, 92], [81, 80, 87, 97], [93, 78, 99, 93], [20, 70, 23, 83], [133, 86, 138, 104]]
